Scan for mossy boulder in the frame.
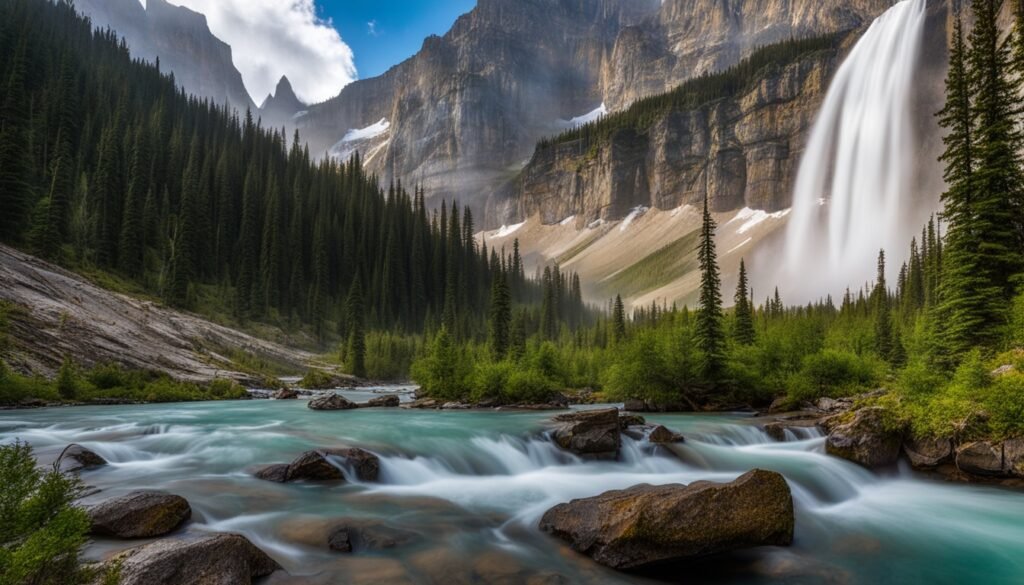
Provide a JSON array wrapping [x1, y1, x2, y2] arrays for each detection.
[[825, 406, 903, 468], [538, 469, 793, 570], [87, 491, 191, 538]]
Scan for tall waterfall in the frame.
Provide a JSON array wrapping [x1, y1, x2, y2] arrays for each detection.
[[781, 0, 929, 299]]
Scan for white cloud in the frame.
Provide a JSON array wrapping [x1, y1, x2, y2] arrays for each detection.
[[165, 0, 357, 104], [367, 20, 379, 37]]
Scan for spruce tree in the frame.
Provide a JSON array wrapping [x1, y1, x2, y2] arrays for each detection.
[[695, 194, 725, 378], [733, 258, 756, 345], [488, 271, 511, 360], [873, 250, 894, 361], [346, 276, 366, 378], [612, 295, 627, 343]]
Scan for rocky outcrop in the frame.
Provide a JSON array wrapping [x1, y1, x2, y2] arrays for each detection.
[[601, 0, 892, 109], [87, 491, 191, 538], [493, 44, 840, 225], [259, 76, 306, 129], [57, 444, 107, 473], [401, 398, 440, 409], [299, 0, 661, 212], [110, 533, 280, 585], [308, 394, 358, 411], [551, 409, 621, 459], [74, 0, 254, 113], [365, 395, 401, 408], [903, 437, 954, 469], [255, 448, 380, 483], [825, 407, 903, 468], [539, 469, 793, 569], [956, 441, 1004, 476], [648, 424, 685, 444]]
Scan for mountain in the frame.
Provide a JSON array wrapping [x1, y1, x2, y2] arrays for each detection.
[[601, 0, 895, 109], [259, 76, 306, 129], [298, 0, 662, 211], [74, 0, 255, 112]]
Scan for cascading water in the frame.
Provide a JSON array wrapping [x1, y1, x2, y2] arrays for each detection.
[[781, 0, 930, 299], [4, 399, 1024, 584]]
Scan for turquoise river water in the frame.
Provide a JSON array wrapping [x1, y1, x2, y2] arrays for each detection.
[[1, 391, 1022, 584]]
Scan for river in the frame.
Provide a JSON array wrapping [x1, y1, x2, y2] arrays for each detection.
[[1, 392, 1022, 584]]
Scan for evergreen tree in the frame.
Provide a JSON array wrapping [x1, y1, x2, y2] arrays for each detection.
[[612, 295, 627, 343], [509, 310, 527, 362], [346, 276, 366, 378], [695, 194, 725, 377], [488, 271, 511, 360], [873, 250, 895, 361], [733, 258, 756, 345]]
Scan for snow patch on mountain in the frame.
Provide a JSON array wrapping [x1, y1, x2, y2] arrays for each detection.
[[341, 118, 390, 142], [726, 207, 791, 235], [328, 118, 391, 162], [492, 222, 527, 238], [557, 103, 607, 130], [619, 206, 649, 232]]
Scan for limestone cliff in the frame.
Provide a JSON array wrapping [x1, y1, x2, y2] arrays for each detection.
[[490, 40, 842, 226], [601, 0, 894, 109], [74, 0, 254, 112]]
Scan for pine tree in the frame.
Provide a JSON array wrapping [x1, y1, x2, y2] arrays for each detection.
[[873, 250, 894, 361], [0, 41, 34, 242], [695, 194, 725, 378], [488, 271, 511, 360], [612, 295, 627, 343], [346, 276, 366, 378], [733, 258, 756, 345], [509, 310, 527, 362]]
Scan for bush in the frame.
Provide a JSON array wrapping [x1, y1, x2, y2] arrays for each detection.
[[86, 362, 131, 390], [985, 372, 1024, 439], [410, 328, 471, 401], [503, 368, 558, 404], [298, 369, 334, 390], [470, 360, 512, 403], [786, 350, 882, 403], [206, 378, 247, 400], [0, 441, 91, 585], [56, 358, 78, 400]]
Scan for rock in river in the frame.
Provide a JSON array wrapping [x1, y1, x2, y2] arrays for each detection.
[[539, 469, 794, 570], [308, 394, 358, 411], [648, 424, 684, 444], [255, 448, 380, 483], [272, 388, 298, 400], [903, 437, 953, 469], [956, 441, 1004, 476], [366, 394, 400, 407], [111, 533, 280, 585], [825, 406, 902, 468], [551, 409, 620, 459], [57, 443, 106, 473], [87, 491, 191, 538]]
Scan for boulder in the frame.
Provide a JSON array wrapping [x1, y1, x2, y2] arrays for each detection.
[[825, 407, 902, 468], [903, 437, 953, 468], [272, 388, 298, 400], [402, 398, 439, 409], [87, 491, 191, 538], [256, 448, 380, 483], [623, 399, 646, 412], [112, 533, 280, 585], [762, 422, 788, 442], [442, 401, 471, 410], [618, 413, 646, 429], [57, 444, 106, 473], [253, 464, 290, 483], [366, 395, 400, 408], [327, 521, 419, 553], [551, 409, 620, 459], [307, 394, 358, 411], [539, 469, 793, 570], [648, 425, 684, 444], [956, 441, 1004, 476], [1003, 439, 1024, 477]]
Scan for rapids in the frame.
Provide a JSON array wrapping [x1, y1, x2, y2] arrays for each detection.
[[2, 395, 1023, 584]]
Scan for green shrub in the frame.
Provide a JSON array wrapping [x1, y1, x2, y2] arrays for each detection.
[[503, 368, 558, 404], [206, 378, 247, 400], [985, 372, 1024, 439], [56, 357, 79, 400], [298, 369, 334, 390], [786, 350, 882, 403], [86, 362, 131, 390], [410, 328, 471, 401], [0, 441, 91, 585], [470, 360, 512, 403]]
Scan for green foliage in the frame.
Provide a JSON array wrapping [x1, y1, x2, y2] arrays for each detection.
[[696, 195, 725, 377], [0, 441, 90, 585], [602, 330, 678, 404], [298, 369, 335, 390], [55, 357, 77, 400], [410, 328, 471, 401], [786, 350, 882, 404]]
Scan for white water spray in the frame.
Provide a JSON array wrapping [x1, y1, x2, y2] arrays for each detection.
[[781, 0, 928, 299]]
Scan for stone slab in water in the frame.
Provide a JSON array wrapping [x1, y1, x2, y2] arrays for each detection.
[[57, 443, 106, 472], [539, 469, 794, 570], [308, 394, 358, 410], [112, 533, 280, 585], [87, 491, 191, 538]]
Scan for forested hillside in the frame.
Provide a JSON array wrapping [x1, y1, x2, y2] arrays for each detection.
[[0, 0, 588, 376]]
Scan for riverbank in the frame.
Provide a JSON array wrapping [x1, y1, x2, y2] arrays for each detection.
[[3, 399, 1024, 583]]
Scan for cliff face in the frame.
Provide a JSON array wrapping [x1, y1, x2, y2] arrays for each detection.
[[601, 0, 893, 109], [299, 0, 661, 210], [75, 0, 254, 112], [259, 76, 306, 129], [492, 47, 840, 226]]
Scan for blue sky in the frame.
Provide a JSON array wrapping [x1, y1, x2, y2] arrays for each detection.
[[322, 0, 477, 78]]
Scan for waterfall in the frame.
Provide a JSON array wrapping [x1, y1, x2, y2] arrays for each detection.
[[780, 0, 929, 299]]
